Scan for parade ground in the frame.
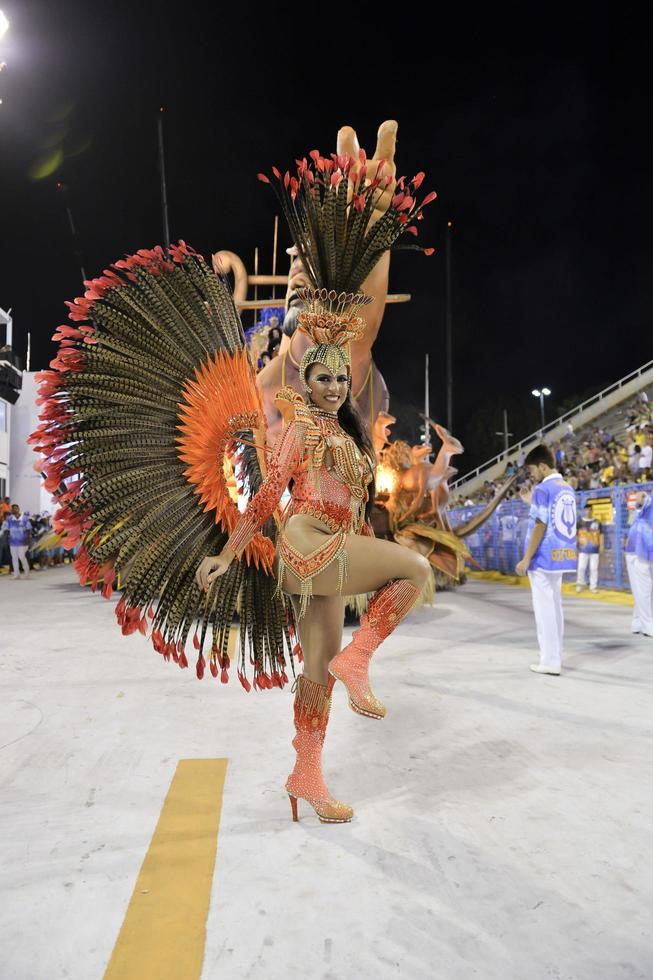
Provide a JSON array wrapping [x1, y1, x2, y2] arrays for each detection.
[[1, 569, 651, 980]]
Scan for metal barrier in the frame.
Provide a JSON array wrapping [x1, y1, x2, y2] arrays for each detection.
[[449, 482, 653, 591]]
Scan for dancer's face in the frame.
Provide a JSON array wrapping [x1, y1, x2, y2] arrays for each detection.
[[306, 363, 349, 414]]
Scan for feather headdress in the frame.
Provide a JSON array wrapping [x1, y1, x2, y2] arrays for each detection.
[[258, 149, 436, 387]]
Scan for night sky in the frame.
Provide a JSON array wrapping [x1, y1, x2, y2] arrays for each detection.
[[1, 4, 650, 470]]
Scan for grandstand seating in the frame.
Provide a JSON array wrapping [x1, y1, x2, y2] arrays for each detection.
[[451, 360, 653, 498]]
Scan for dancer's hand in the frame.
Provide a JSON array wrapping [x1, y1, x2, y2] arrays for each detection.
[[515, 558, 529, 577], [196, 549, 235, 591], [336, 119, 398, 224]]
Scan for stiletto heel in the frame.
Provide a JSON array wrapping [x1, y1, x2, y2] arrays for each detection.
[[289, 794, 299, 821], [285, 675, 353, 824]]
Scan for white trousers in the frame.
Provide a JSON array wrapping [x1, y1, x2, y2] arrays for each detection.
[[10, 545, 29, 577], [576, 552, 599, 590], [625, 553, 653, 636], [528, 570, 564, 667]]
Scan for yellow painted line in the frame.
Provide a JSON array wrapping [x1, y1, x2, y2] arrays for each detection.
[[104, 759, 228, 980], [467, 569, 634, 606]]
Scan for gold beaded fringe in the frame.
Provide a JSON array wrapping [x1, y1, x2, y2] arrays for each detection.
[[275, 532, 349, 619]]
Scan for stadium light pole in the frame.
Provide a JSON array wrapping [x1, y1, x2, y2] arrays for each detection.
[[532, 387, 551, 428], [157, 107, 171, 251], [445, 220, 453, 431]]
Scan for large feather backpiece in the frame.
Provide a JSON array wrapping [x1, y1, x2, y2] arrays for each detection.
[[30, 241, 296, 690]]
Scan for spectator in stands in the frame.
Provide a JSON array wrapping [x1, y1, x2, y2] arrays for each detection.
[[455, 389, 653, 510], [565, 469, 579, 491], [625, 491, 653, 637], [600, 455, 617, 485], [639, 433, 652, 480], [576, 502, 603, 593], [1, 503, 32, 579], [515, 445, 577, 676], [628, 443, 642, 480]]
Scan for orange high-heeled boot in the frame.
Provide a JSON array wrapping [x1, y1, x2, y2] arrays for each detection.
[[329, 579, 421, 719], [285, 674, 353, 824]]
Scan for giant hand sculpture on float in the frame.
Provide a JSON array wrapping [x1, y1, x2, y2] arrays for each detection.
[[212, 120, 414, 443]]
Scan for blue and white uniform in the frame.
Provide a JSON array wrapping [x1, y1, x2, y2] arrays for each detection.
[[1, 513, 31, 578], [524, 472, 577, 669], [625, 493, 653, 636]]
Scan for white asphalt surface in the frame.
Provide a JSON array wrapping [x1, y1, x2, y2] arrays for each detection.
[[1, 568, 651, 980]]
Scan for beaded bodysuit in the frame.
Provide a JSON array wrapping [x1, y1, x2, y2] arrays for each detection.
[[227, 389, 375, 616]]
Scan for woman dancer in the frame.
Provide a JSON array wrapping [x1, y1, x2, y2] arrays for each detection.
[[32, 124, 435, 825], [197, 292, 430, 823]]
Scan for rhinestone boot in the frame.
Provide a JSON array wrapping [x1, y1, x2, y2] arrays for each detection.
[[329, 579, 421, 719], [286, 674, 353, 824]]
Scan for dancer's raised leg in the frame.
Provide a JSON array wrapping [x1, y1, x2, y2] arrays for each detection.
[[283, 527, 431, 719]]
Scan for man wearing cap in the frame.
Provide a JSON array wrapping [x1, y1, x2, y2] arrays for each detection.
[[516, 445, 577, 675]]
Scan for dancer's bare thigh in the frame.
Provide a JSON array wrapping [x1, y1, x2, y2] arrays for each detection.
[[289, 594, 345, 663], [281, 515, 428, 598]]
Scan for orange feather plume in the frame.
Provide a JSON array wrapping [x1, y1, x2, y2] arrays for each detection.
[[176, 347, 275, 571]]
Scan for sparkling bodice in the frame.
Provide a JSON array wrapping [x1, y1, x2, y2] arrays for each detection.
[[227, 407, 375, 557]]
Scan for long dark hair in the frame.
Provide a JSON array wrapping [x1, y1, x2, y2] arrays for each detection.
[[337, 392, 376, 520]]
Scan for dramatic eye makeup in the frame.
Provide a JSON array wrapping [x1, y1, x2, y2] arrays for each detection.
[[314, 374, 347, 384]]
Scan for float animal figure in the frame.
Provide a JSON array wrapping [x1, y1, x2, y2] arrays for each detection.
[[380, 425, 516, 581]]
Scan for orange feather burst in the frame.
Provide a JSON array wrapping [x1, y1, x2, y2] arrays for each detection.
[[176, 347, 275, 571]]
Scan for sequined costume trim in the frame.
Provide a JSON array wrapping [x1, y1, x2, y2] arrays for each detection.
[[277, 531, 348, 619], [290, 501, 353, 534], [226, 393, 375, 617]]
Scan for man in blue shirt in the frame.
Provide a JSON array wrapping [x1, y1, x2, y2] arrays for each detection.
[[1, 503, 32, 579], [516, 445, 577, 675], [625, 491, 653, 637]]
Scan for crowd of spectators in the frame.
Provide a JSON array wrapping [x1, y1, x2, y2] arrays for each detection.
[[457, 390, 653, 507], [0, 497, 77, 579]]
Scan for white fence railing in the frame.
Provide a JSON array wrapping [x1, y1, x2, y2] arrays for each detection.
[[451, 359, 653, 492]]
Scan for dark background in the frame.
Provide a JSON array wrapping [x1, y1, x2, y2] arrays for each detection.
[[1, 3, 650, 471]]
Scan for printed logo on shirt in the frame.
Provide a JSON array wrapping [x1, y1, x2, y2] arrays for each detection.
[[552, 548, 577, 562], [552, 491, 577, 540]]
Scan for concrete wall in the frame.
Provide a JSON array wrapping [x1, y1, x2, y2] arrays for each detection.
[[0, 398, 9, 496], [9, 372, 56, 514]]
